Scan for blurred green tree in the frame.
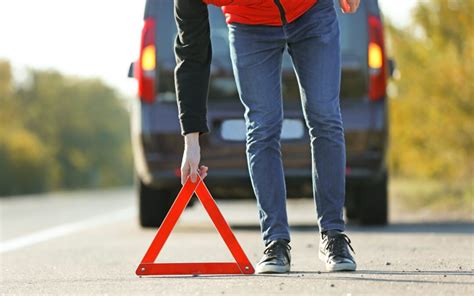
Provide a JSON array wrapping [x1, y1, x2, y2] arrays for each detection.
[[388, 0, 473, 181], [0, 61, 55, 195], [17, 70, 133, 188], [0, 60, 132, 196]]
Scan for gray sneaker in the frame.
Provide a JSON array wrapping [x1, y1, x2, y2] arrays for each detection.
[[319, 230, 357, 272], [255, 240, 291, 274]]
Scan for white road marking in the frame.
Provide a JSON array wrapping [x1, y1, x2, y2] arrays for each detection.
[[0, 207, 134, 254]]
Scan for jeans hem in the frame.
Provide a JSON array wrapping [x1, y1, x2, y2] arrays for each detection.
[[264, 233, 291, 245], [319, 223, 345, 233]]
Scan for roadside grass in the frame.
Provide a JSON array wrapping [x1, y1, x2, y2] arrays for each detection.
[[390, 177, 473, 215]]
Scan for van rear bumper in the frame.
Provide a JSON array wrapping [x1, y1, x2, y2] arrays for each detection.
[[146, 166, 385, 198]]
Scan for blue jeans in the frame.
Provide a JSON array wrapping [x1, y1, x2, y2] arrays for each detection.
[[228, 0, 346, 244]]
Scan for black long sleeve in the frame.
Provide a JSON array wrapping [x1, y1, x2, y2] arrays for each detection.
[[174, 0, 211, 135]]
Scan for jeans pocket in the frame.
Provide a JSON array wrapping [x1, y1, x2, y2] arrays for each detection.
[[305, 2, 339, 44]]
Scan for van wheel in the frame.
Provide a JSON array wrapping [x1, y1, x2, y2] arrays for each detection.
[[138, 180, 175, 228], [356, 171, 389, 226]]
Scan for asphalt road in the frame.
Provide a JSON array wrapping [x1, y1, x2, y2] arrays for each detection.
[[1, 188, 473, 295]]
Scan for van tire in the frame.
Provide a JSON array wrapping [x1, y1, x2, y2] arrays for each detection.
[[138, 180, 175, 228], [356, 171, 389, 225]]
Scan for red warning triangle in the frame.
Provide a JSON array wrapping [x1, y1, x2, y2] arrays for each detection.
[[136, 176, 255, 276]]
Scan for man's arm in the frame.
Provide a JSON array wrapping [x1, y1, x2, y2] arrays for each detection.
[[174, 0, 211, 136], [174, 0, 211, 184]]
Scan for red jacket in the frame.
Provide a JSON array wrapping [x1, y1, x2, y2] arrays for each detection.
[[203, 0, 318, 26]]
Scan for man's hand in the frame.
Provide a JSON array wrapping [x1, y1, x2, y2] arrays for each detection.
[[340, 0, 360, 13], [181, 132, 208, 185]]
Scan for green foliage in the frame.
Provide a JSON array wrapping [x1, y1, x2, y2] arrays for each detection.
[[0, 127, 55, 195], [0, 60, 132, 196], [387, 0, 473, 181], [390, 178, 473, 215]]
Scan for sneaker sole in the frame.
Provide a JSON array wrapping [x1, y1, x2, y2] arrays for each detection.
[[255, 264, 290, 274], [319, 251, 357, 272]]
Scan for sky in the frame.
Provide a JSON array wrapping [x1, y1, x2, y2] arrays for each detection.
[[0, 0, 418, 97]]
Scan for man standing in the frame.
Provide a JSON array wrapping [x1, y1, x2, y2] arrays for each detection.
[[174, 0, 359, 273]]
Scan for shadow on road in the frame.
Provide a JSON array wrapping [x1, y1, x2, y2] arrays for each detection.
[[140, 270, 473, 285], [231, 222, 474, 234], [354, 270, 473, 276], [277, 271, 467, 285]]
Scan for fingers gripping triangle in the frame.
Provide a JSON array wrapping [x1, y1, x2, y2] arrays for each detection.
[[136, 176, 255, 276]]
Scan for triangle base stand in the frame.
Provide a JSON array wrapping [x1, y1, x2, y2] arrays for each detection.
[[136, 176, 255, 276]]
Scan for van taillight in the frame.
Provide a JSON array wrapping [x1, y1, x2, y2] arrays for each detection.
[[136, 18, 156, 103], [368, 15, 387, 101]]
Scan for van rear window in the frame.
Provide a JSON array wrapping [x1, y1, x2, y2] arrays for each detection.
[[157, 4, 367, 64], [154, 2, 369, 100]]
